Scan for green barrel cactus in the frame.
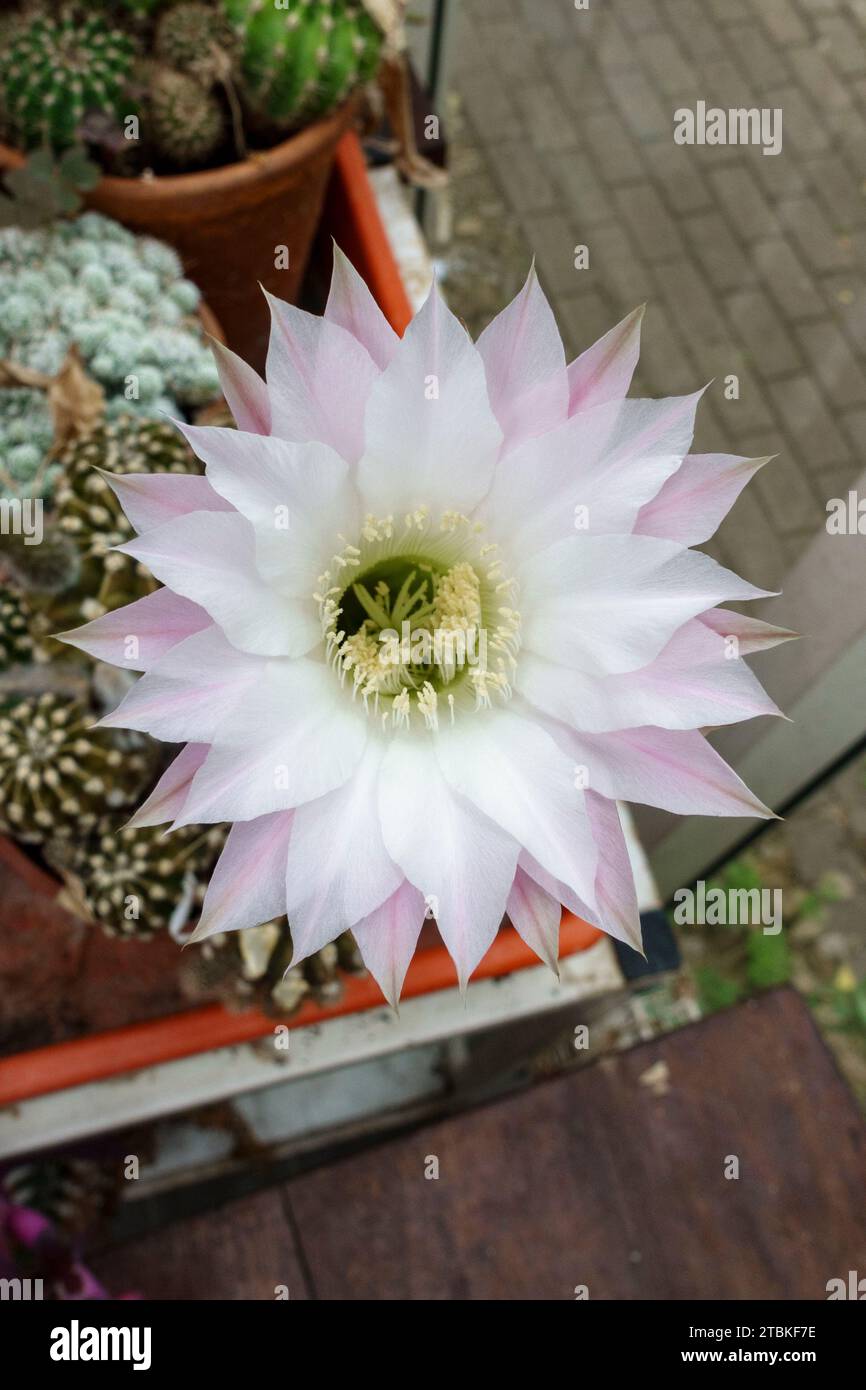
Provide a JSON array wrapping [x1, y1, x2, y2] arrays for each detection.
[[52, 416, 203, 620], [147, 64, 226, 165], [0, 586, 36, 672], [0, 692, 152, 845], [222, 0, 384, 129], [68, 819, 227, 938], [0, 6, 138, 154]]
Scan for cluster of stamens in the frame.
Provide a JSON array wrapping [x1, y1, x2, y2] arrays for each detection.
[[314, 507, 521, 731]]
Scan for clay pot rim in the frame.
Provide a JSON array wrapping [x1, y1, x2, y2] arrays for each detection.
[[0, 96, 358, 201]]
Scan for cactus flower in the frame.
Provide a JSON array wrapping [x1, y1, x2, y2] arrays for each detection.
[[62, 252, 791, 1003]]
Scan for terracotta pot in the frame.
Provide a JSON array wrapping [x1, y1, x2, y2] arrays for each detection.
[[0, 98, 357, 372]]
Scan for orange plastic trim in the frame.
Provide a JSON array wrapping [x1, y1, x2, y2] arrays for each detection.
[[329, 131, 414, 335], [0, 915, 601, 1106]]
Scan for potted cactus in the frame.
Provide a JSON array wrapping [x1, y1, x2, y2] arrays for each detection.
[[0, 0, 398, 365]]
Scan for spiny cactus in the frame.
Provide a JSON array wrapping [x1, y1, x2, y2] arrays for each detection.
[[0, 586, 36, 672], [155, 3, 240, 87], [52, 416, 203, 619], [66, 819, 227, 938], [147, 64, 226, 166], [222, 0, 384, 129], [0, 692, 152, 845], [0, 6, 138, 155]]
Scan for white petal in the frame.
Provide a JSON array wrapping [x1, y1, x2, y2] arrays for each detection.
[[176, 424, 356, 598], [176, 659, 367, 824], [520, 534, 772, 676], [127, 742, 210, 828], [506, 866, 562, 974], [102, 468, 234, 535], [98, 626, 263, 742], [698, 607, 798, 655], [378, 735, 519, 990], [285, 738, 402, 956], [517, 617, 784, 732], [635, 452, 771, 546], [477, 394, 696, 562], [325, 245, 400, 371], [58, 588, 210, 672], [436, 708, 599, 914], [188, 812, 294, 943], [117, 510, 320, 658], [358, 281, 502, 517], [265, 290, 379, 462], [567, 305, 643, 413], [351, 880, 427, 1008], [584, 791, 643, 953], [475, 265, 568, 450], [552, 723, 775, 818], [210, 337, 271, 434]]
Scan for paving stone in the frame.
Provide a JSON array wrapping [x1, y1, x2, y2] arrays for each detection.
[[777, 196, 856, 272], [726, 287, 803, 376], [661, 0, 726, 63], [751, 453, 824, 536], [593, 13, 641, 71], [653, 258, 728, 352], [520, 210, 595, 297], [753, 237, 828, 319], [710, 164, 780, 242], [683, 210, 751, 293], [759, 0, 810, 47], [613, 182, 685, 261], [795, 319, 866, 409], [765, 85, 832, 158], [582, 109, 645, 183], [548, 47, 612, 113], [698, 56, 758, 108], [724, 24, 793, 88], [542, 150, 614, 225], [608, 68, 672, 142], [474, 18, 548, 87], [557, 290, 620, 360], [640, 301, 700, 395], [814, 14, 866, 76], [707, 0, 752, 23], [620, 0, 667, 34], [787, 45, 854, 112], [823, 275, 866, 354], [715, 487, 787, 592], [839, 405, 866, 455], [768, 374, 852, 468], [804, 156, 866, 232], [635, 31, 696, 98], [514, 0, 576, 44], [586, 222, 656, 306], [459, 65, 526, 142], [645, 142, 713, 214], [515, 82, 583, 152], [485, 140, 557, 213]]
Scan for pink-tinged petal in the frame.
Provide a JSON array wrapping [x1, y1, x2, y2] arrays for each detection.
[[358, 280, 503, 518], [556, 724, 776, 819], [506, 866, 562, 974], [284, 738, 402, 955], [475, 264, 568, 451], [175, 660, 367, 825], [325, 245, 399, 371], [102, 469, 234, 535], [436, 707, 598, 915], [176, 424, 356, 598], [98, 626, 262, 742], [567, 305, 644, 414], [188, 811, 294, 943], [517, 617, 784, 732], [519, 850, 595, 925], [127, 742, 210, 828], [209, 337, 271, 434], [635, 452, 771, 546], [264, 290, 379, 463], [699, 607, 799, 654], [58, 588, 211, 672], [520, 534, 773, 676], [379, 735, 520, 992], [351, 879, 427, 1008], [116, 511, 320, 658], [584, 791, 643, 954], [478, 393, 698, 560]]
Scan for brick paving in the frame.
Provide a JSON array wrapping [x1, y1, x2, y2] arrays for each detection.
[[443, 0, 866, 592]]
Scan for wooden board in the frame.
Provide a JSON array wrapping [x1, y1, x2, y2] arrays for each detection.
[[90, 990, 866, 1300]]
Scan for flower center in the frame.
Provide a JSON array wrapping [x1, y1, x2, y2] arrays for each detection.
[[314, 508, 521, 731]]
